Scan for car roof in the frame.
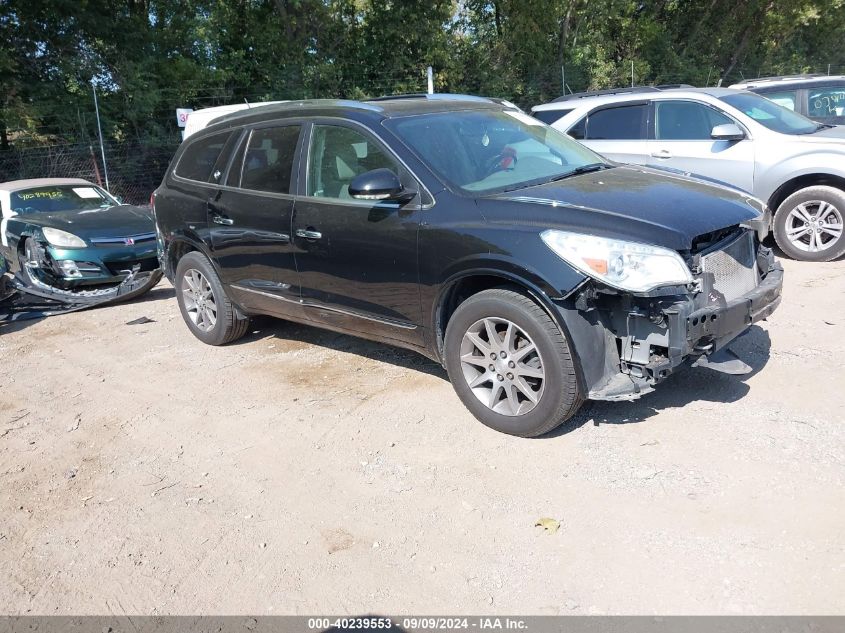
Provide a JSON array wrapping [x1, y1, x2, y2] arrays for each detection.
[[730, 75, 845, 90], [0, 177, 94, 193], [204, 95, 505, 131], [532, 87, 741, 112]]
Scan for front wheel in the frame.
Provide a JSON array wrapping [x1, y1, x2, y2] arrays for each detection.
[[175, 251, 249, 345], [443, 288, 583, 437], [773, 186, 845, 262]]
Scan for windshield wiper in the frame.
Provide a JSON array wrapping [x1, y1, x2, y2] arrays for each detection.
[[548, 163, 611, 182]]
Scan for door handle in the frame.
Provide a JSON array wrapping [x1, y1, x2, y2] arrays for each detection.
[[212, 214, 234, 226], [295, 228, 322, 240], [650, 149, 672, 159]]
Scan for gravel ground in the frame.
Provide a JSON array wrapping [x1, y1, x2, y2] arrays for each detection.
[[0, 256, 843, 615]]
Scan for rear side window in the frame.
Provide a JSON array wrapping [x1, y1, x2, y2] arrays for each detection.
[[584, 104, 647, 140], [532, 108, 572, 125], [175, 131, 232, 181], [655, 101, 734, 140], [808, 86, 845, 120], [240, 125, 301, 194]]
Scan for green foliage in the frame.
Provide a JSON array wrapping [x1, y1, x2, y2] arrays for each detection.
[[0, 0, 843, 146]]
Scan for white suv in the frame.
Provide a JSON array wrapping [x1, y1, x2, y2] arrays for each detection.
[[532, 86, 845, 261]]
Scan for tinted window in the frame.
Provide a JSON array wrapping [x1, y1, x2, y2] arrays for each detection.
[[763, 90, 798, 111], [532, 108, 572, 125], [655, 101, 734, 140], [225, 133, 248, 187], [568, 117, 586, 140], [307, 125, 398, 199], [240, 125, 301, 194], [586, 105, 646, 140], [808, 86, 845, 120], [720, 92, 819, 135], [176, 131, 232, 181], [387, 109, 605, 195]]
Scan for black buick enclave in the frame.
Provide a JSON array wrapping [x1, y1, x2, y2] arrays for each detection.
[[153, 95, 782, 437]]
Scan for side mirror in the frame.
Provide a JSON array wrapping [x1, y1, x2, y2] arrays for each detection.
[[348, 168, 413, 202], [711, 123, 745, 141]]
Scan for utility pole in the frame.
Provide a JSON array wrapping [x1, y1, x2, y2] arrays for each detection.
[[91, 82, 110, 192], [561, 65, 566, 95], [427, 66, 434, 94], [631, 61, 635, 87]]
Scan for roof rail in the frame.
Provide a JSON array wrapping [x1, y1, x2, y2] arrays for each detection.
[[655, 83, 695, 89], [365, 93, 502, 104], [739, 74, 827, 84], [366, 93, 429, 102], [551, 86, 661, 103]]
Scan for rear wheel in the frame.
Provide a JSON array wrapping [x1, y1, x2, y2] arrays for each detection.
[[175, 251, 249, 345], [444, 288, 583, 437], [773, 186, 845, 262]]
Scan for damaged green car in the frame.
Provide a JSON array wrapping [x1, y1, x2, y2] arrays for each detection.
[[0, 178, 162, 303]]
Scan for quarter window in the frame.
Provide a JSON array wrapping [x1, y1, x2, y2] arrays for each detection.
[[655, 101, 735, 140], [175, 131, 232, 182], [532, 108, 572, 125], [584, 104, 647, 140], [307, 125, 398, 199]]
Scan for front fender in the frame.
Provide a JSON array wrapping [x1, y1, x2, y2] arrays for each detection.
[[758, 153, 845, 203]]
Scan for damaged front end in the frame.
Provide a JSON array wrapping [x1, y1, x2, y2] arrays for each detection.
[[557, 226, 783, 401]]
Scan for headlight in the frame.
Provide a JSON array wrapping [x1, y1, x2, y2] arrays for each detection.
[[541, 230, 692, 292], [41, 227, 87, 248]]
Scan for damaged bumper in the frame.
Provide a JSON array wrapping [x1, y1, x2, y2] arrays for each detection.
[[557, 237, 783, 402], [11, 265, 163, 306]]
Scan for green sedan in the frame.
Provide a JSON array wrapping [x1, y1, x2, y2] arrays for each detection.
[[0, 178, 162, 302]]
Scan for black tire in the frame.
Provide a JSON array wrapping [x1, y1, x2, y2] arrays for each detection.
[[17, 238, 40, 285], [174, 251, 249, 345], [773, 186, 845, 262], [443, 287, 583, 437]]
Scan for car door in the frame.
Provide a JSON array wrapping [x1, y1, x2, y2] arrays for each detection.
[[647, 99, 755, 193], [207, 122, 304, 315], [292, 121, 424, 346], [568, 102, 650, 164]]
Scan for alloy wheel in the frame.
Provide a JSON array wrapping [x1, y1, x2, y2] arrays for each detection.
[[785, 200, 843, 253], [459, 317, 545, 416], [182, 268, 218, 332]]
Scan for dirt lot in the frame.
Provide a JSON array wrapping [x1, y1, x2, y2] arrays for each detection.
[[1, 256, 843, 615]]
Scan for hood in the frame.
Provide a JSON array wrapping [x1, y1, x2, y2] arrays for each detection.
[[790, 124, 845, 145], [19, 204, 155, 239], [477, 165, 762, 251]]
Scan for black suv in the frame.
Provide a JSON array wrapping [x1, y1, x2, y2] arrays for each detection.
[[153, 95, 783, 437]]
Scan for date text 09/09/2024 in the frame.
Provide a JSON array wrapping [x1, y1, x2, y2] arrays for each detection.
[[307, 617, 528, 630]]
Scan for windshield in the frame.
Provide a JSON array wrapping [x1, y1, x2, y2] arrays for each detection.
[[10, 185, 118, 215], [386, 109, 607, 195], [720, 92, 821, 134]]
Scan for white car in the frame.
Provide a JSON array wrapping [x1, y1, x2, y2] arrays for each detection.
[[532, 86, 845, 261]]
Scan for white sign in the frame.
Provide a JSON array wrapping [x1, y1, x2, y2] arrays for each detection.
[[176, 108, 194, 128]]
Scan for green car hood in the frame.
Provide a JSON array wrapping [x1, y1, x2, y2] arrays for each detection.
[[18, 205, 155, 240]]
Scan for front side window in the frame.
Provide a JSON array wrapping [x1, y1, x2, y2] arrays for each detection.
[[585, 104, 647, 140], [307, 125, 398, 199], [763, 90, 798, 111], [720, 92, 820, 135], [387, 108, 606, 195], [808, 86, 845, 119], [655, 101, 734, 140], [176, 131, 232, 181], [10, 185, 118, 215], [239, 125, 301, 194]]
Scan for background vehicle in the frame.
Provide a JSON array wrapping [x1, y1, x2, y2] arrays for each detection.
[[730, 74, 845, 125], [154, 96, 781, 437], [183, 102, 287, 139], [0, 178, 162, 302], [532, 86, 845, 261]]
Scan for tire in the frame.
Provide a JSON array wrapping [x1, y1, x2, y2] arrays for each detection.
[[773, 186, 845, 262], [17, 238, 41, 285], [174, 251, 249, 345], [443, 287, 583, 437]]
